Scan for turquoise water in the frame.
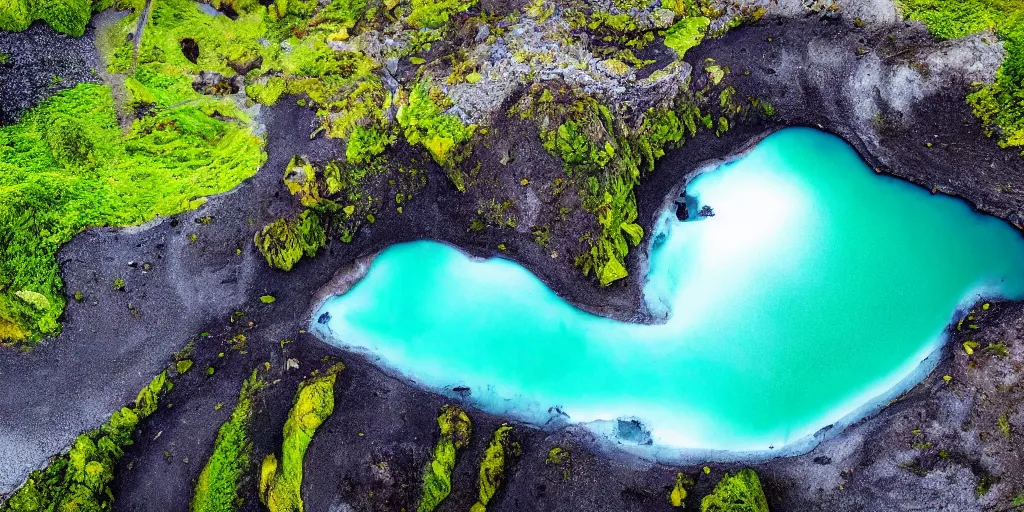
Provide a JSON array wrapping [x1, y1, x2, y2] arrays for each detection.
[[313, 128, 1024, 452]]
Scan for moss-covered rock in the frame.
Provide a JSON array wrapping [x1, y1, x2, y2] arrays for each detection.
[[0, 0, 95, 36], [259, 364, 343, 512], [700, 469, 769, 512], [192, 370, 265, 512], [254, 210, 327, 272], [0, 0, 32, 33], [417, 405, 472, 512], [405, 0, 477, 29], [470, 424, 515, 512], [902, 0, 1024, 151], [398, 80, 477, 184]]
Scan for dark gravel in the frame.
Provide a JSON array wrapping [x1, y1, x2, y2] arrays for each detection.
[[0, 21, 102, 125]]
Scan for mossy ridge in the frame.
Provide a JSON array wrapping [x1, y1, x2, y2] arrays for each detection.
[[417, 405, 472, 512], [0, 372, 172, 512], [404, 0, 477, 30], [259, 364, 344, 512], [558, 0, 762, 64], [470, 424, 517, 512], [191, 369, 266, 512], [0, 75, 264, 344], [699, 468, 769, 512], [0, 0, 108, 37], [900, 0, 1024, 151], [511, 83, 691, 286]]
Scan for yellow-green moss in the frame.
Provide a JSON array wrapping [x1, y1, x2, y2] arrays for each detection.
[[254, 210, 326, 271], [259, 364, 343, 512], [418, 405, 472, 512], [405, 0, 477, 29], [663, 16, 711, 59], [470, 424, 514, 512], [901, 0, 1024, 150], [669, 472, 692, 507], [0, 372, 171, 512], [398, 81, 476, 173], [0, 0, 101, 36], [0, 78, 264, 344], [191, 370, 265, 512], [700, 469, 769, 512]]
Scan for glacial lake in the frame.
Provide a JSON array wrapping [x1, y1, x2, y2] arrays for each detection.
[[313, 128, 1024, 454]]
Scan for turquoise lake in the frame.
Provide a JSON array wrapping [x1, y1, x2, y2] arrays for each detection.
[[313, 128, 1024, 453]]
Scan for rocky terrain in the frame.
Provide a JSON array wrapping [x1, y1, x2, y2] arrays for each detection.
[[2, 0, 1024, 510]]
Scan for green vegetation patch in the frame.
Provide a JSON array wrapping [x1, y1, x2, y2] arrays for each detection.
[[405, 0, 477, 29], [0, 0, 105, 37], [900, 0, 1024, 150], [0, 372, 171, 512], [254, 210, 327, 271], [700, 468, 769, 512], [259, 364, 343, 512], [470, 424, 515, 512], [397, 81, 477, 190], [0, 79, 264, 343], [663, 16, 711, 59], [192, 370, 265, 512], [516, 86, 704, 286], [670, 472, 693, 507], [418, 405, 472, 512]]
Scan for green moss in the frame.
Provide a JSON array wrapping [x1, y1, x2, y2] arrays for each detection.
[[176, 359, 194, 375], [14, 290, 49, 311], [0, 0, 97, 36], [544, 446, 571, 481], [663, 16, 711, 59], [406, 0, 477, 29], [0, 372, 171, 512], [33, 0, 91, 36], [0, 0, 32, 33], [260, 364, 343, 512], [110, 0, 269, 78], [418, 405, 472, 512], [470, 424, 514, 512], [254, 210, 327, 271], [346, 126, 395, 164], [545, 446, 569, 465], [901, 0, 1024, 150], [700, 469, 769, 512], [525, 88, 695, 286], [191, 370, 265, 512], [670, 472, 692, 507], [1, 41, 264, 344], [398, 81, 477, 180], [247, 76, 288, 106]]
